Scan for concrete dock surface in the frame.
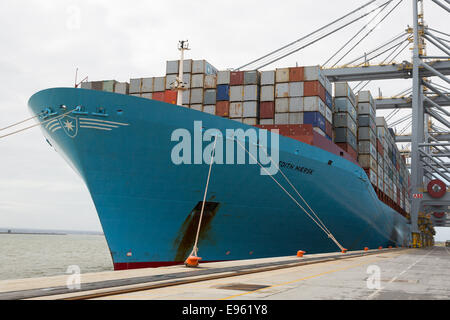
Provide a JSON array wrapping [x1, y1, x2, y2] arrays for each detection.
[[0, 246, 449, 300]]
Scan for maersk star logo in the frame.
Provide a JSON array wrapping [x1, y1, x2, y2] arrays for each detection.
[[58, 116, 79, 138], [44, 115, 130, 138]]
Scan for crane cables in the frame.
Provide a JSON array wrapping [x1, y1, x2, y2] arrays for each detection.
[[0, 109, 75, 140], [323, 0, 404, 68], [234, 136, 346, 252], [235, 0, 392, 71]]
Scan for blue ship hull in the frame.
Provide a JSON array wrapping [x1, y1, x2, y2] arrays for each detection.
[[28, 88, 411, 270]]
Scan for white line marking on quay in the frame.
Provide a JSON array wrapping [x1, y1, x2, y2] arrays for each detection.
[[367, 248, 435, 300]]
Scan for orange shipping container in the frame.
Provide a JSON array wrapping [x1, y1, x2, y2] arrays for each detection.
[[152, 91, 165, 102], [164, 90, 177, 104], [303, 81, 321, 96], [289, 67, 304, 82], [216, 101, 230, 117]]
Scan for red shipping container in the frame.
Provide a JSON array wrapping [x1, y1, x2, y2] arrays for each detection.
[[164, 90, 177, 104], [289, 67, 304, 82], [216, 101, 230, 117], [335, 142, 358, 160], [377, 139, 384, 156], [259, 101, 275, 119], [152, 91, 165, 102], [303, 81, 320, 96], [325, 120, 332, 137], [230, 71, 244, 85]]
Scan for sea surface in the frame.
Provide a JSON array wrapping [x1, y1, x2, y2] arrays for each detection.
[[0, 234, 113, 281]]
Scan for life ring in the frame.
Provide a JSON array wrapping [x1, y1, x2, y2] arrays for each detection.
[[427, 179, 447, 198], [433, 212, 445, 218]]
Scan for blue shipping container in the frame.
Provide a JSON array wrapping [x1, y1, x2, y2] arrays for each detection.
[[216, 84, 230, 101], [325, 91, 333, 108], [304, 111, 326, 132]]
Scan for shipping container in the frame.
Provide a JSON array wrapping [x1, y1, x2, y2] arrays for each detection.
[[244, 71, 260, 85], [334, 97, 357, 121], [333, 113, 357, 135], [304, 96, 326, 116], [243, 101, 258, 118], [243, 118, 258, 125], [217, 71, 230, 85], [142, 77, 154, 93], [289, 112, 304, 125], [275, 98, 289, 113], [289, 97, 303, 112], [289, 67, 304, 82], [204, 75, 216, 88], [275, 68, 290, 82], [303, 112, 326, 132], [216, 84, 230, 101], [275, 83, 289, 98], [229, 102, 243, 118], [216, 101, 230, 117], [334, 82, 357, 107], [153, 77, 165, 92], [164, 90, 177, 104], [203, 105, 215, 115], [230, 71, 244, 85], [203, 89, 216, 105], [275, 113, 289, 124], [152, 91, 165, 102], [334, 128, 357, 151], [358, 127, 377, 144], [230, 86, 244, 102], [357, 90, 375, 106], [114, 82, 129, 95], [289, 82, 304, 97], [260, 85, 275, 102], [261, 70, 275, 85], [166, 74, 178, 90], [244, 85, 259, 101], [129, 78, 142, 94], [357, 102, 376, 119], [190, 88, 204, 104], [192, 60, 217, 75], [260, 101, 275, 119]]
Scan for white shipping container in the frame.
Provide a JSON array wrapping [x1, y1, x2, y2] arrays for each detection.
[[129, 78, 141, 94], [190, 104, 203, 111], [289, 82, 304, 97], [230, 102, 243, 118], [166, 74, 177, 90], [114, 82, 129, 95], [244, 85, 258, 101], [335, 82, 357, 106], [275, 68, 289, 82], [153, 77, 165, 92], [289, 97, 303, 112], [204, 75, 216, 88], [142, 77, 154, 93], [358, 90, 375, 106], [289, 112, 304, 124], [303, 96, 326, 117], [275, 113, 289, 124], [190, 88, 204, 104], [261, 70, 275, 85], [182, 90, 190, 105], [230, 86, 244, 102], [313, 127, 326, 137], [369, 169, 377, 186], [243, 118, 258, 125], [203, 105, 216, 115], [304, 65, 321, 82], [275, 98, 289, 113], [243, 101, 258, 117], [141, 93, 152, 99], [275, 83, 289, 98], [80, 82, 92, 90], [260, 85, 275, 102], [325, 106, 332, 123], [217, 71, 230, 84], [191, 74, 204, 88]]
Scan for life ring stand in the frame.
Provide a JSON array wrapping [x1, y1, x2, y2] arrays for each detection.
[[427, 179, 447, 198]]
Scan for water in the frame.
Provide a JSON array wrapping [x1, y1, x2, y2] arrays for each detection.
[[0, 234, 114, 281]]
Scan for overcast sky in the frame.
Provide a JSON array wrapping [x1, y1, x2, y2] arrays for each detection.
[[1, 0, 449, 240]]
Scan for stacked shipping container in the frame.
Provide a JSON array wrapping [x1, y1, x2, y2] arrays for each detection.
[[79, 59, 411, 217], [357, 90, 378, 187], [333, 82, 358, 160]]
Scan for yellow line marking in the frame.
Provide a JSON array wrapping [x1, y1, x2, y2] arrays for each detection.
[[219, 256, 393, 300]]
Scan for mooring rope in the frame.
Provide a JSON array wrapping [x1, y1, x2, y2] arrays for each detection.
[[235, 137, 345, 252], [188, 134, 219, 258]]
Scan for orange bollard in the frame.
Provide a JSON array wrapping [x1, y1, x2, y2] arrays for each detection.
[[297, 250, 306, 257], [364, 247, 369, 251], [184, 256, 202, 268], [341, 248, 348, 253], [378, 246, 383, 250], [388, 246, 392, 249]]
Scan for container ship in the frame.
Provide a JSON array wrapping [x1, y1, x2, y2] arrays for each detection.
[[28, 58, 413, 270]]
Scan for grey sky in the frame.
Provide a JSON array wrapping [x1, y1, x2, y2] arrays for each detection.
[[1, 0, 449, 240]]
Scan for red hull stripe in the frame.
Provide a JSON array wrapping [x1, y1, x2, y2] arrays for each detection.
[[113, 260, 225, 270]]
